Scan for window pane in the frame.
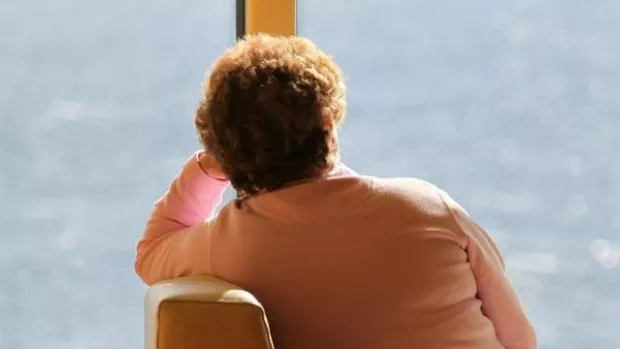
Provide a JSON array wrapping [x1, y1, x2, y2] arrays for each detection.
[[1, 1, 233, 348], [300, 1, 620, 348]]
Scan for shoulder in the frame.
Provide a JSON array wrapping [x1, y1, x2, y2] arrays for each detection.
[[360, 176, 469, 246], [372, 176, 440, 194], [369, 177, 448, 212], [372, 176, 469, 213]]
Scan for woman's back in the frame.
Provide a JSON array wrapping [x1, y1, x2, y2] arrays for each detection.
[[206, 167, 517, 348]]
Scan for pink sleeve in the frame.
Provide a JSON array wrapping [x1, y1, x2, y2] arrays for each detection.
[[135, 151, 230, 285], [439, 191, 537, 349]]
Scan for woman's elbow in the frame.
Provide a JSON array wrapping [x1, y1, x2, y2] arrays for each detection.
[[134, 245, 161, 286], [135, 255, 156, 285]]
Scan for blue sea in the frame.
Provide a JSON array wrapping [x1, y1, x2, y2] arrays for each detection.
[[1, 0, 619, 348]]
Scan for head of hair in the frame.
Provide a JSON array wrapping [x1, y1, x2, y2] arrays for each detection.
[[195, 34, 347, 195]]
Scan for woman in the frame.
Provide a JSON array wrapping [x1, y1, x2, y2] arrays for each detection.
[[136, 34, 537, 349]]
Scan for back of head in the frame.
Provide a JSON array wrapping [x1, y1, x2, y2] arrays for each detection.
[[195, 35, 347, 195]]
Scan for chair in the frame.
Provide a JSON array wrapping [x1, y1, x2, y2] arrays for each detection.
[[145, 276, 274, 349]]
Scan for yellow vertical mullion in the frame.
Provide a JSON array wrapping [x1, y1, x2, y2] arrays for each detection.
[[245, 0, 296, 36]]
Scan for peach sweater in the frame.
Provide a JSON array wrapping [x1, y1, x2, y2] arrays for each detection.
[[136, 152, 537, 349]]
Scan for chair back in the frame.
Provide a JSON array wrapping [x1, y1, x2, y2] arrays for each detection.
[[145, 276, 274, 349]]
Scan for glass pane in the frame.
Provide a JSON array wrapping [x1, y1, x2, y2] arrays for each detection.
[[300, 1, 620, 348], [1, 1, 233, 348]]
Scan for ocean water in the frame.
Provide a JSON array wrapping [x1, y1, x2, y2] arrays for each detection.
[[1, 0, 619, 348]]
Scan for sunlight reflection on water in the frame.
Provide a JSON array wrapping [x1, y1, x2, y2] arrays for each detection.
[[590, 239, 619, 269]]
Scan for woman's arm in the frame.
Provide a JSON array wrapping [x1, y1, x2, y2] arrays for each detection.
[[135, 151, 230, 285], [439, 191, 537, 349]]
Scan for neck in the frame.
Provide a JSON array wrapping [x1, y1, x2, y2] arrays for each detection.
[[235, 161, 340, 199]]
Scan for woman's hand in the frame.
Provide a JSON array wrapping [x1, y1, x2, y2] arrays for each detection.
[[197, 151, 228, 181]]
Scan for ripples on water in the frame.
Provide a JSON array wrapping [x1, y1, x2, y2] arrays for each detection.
[[1, 0, 620, 348]]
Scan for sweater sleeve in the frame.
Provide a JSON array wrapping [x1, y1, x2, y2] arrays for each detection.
[[135, 151, 230, 285], [438, 190, 537, 349]]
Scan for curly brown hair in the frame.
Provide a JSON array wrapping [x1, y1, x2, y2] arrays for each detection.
[[195, 34, 347, 195]]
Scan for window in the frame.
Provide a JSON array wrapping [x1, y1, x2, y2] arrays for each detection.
[[1, 1, 233, 348], [300, 1, 620, 348], [3, 1, 618, 348]]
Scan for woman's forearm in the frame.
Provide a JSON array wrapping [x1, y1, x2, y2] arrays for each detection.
[[135, 151, 230, 283]]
